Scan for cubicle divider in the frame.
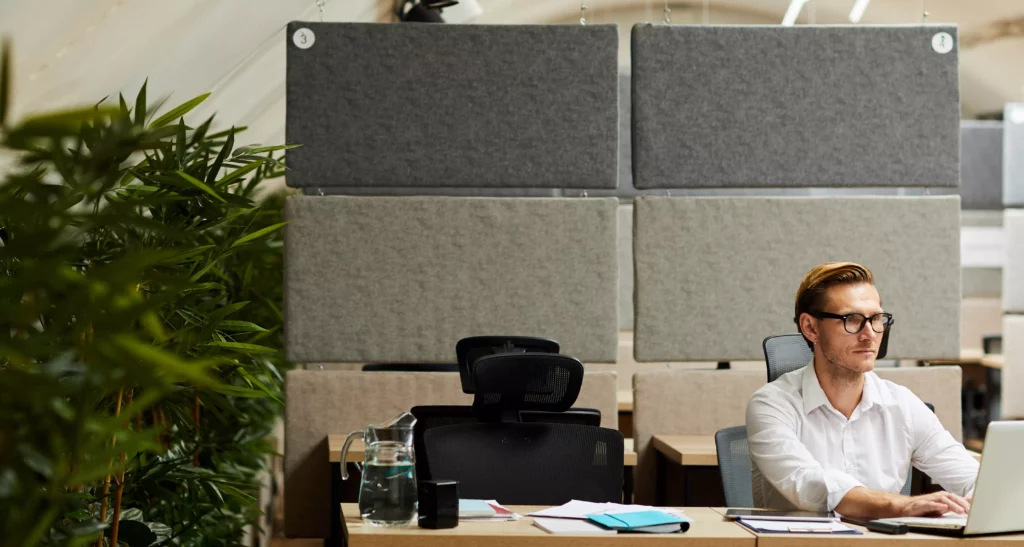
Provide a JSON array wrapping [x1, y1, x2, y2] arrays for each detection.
[[961, 121, 1004, 210], [284, 370, 618, 538]]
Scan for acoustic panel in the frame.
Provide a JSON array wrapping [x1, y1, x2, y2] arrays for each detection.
[[286, 22, 619, 189], [1005, 104, 1024, 206], [1003, 316, 1024, 419], [633, 196, 961, 361], [1003, 210, 1024, 312], [285, 196, 619, 363], [961, 121, 1003, 210], [631, 25, 960, 189]]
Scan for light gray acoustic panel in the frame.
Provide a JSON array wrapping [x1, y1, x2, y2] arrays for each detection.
[[285, 22, 619, 189], [633, 196, 961, 361], [285, 196, 619, 363], [631, 25, 960, 189], [1003, 315, 1024, 419], [1005, 104, 1024, 206], [1003, 210, 1024, 312], [961, 121, 1003, 210]]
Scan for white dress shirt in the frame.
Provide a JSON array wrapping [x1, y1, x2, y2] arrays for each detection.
[[746, 364, 979, 511]]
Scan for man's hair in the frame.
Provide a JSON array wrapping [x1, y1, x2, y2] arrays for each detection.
[[794, 262, 875, 348]]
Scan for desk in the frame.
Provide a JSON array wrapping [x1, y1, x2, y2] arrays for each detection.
[[980, 355, 1003, 370], [618, 390, 633, 412], [708, 508, 1024, 546], [652, 435, 718, 506], [342, 504, 755, 547]]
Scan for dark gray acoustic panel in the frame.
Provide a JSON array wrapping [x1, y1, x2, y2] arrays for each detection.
[[961, 121, 1003, 210], [631, 25, 960, 189], [633, 196, 961, 361], [286, 22, 619, 189], [1005, 104, 1024, 206], [285, 196, 619, 363]]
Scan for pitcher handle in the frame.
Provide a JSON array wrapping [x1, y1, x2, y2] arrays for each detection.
[[339, 430, 364, 480]]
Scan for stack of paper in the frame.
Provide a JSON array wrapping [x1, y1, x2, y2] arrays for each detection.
[[529, 500, 686, 520], [458, 499, 521, 521], [529, 500, 689, 534], [533, 518, 617, 535]]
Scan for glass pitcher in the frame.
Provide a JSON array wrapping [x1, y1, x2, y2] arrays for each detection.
[[339, 412, 418, 526]]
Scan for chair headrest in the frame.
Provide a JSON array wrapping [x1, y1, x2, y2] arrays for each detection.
[[455, 336, 560, 393], [471, 352, 583, 416]]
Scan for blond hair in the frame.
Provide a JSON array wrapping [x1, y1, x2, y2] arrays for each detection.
[[795, 262, 875, 346]]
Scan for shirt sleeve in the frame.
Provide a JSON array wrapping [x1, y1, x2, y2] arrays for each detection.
[[746, 389, 864, 511], [907, 394, 979, 497]]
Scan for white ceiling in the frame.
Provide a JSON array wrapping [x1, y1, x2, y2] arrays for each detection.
[[1, 0, 1021, 148]]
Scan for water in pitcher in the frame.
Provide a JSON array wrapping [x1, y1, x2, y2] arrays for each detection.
[[358, 447, 417, 526]]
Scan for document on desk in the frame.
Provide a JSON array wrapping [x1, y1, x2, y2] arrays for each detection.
[[533, 517, 617, 535], [738, 519, 861, 535], [529, 500, 685, 520]]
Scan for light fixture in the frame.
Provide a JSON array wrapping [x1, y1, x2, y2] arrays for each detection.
[[848, 0, 871, 23], [782, 0, 808, 26]]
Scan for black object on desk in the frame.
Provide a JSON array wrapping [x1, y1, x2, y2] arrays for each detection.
[[418, 480, 459, 529], [840, 517, 909, 535]]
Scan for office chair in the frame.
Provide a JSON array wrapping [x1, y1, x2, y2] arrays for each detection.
[[421, 353, 623, 504], [455, 335, 559, 394], [715, 425, 754, 508], [361, 363, 459, 372]]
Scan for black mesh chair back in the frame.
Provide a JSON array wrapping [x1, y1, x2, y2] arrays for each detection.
[[715, 426, 754, 508], [423, 422, 623, 505], [472, 353, 583, 419], [763, 334, 814, 383], [455, 336, 559, 393], [410, 405, 602, 481], [361, 363, 459, 372]]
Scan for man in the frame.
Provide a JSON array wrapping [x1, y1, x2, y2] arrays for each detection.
[[746, 262, 979, 519]]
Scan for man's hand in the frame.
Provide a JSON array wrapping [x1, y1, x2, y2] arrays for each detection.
[[897, 491, 971, 517]]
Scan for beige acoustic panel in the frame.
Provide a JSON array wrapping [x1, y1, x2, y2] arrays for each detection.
[[1004, 316, 1024, 419], [284, 370, 616, 538], [285, 196, 619, 363], [960, 298, 1003, 352], [631, 366, 963, 504], [1004, 210, 1024, 312], [633, 197, 961, 361]]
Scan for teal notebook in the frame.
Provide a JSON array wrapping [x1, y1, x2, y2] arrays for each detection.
[[586, 511, 690, 533]]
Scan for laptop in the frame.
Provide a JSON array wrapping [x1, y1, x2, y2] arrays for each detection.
[[874, 421, 1024, 537]]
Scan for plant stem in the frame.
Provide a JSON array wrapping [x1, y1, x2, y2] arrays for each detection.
[[96, 388, 124, 547], [193, 390, 200, 466], [110, 389, 133, 547]]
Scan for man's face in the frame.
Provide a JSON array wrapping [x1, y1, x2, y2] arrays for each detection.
[[811, 282, 884, 375]]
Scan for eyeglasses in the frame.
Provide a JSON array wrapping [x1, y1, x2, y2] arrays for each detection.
[[811, 311, 894, 334]]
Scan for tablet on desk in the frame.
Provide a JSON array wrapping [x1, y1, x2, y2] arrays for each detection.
[[724, 509, 836, 522]]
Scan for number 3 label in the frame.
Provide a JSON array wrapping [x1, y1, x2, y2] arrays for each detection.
[[293, 28, 316, 50], [931, 32, 953, 54]]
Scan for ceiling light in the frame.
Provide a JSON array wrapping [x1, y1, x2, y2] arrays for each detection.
[[848, 0, 871, 23], [782, 0, 808, 26]]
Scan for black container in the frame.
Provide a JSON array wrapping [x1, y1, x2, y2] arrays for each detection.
[[417, 480, 459, 529]]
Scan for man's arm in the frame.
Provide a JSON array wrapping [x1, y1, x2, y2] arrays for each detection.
[[907, 394, 980, 497], [746, 390, 864, 511], [835, 487, 970, 520]]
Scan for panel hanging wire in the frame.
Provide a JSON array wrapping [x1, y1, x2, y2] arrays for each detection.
[[317, 0, 326, 21], [663, 0, 671, 24], [703, 0, 709, 24], [580, 0, 587, 25]]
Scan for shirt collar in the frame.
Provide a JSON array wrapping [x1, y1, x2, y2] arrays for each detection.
[[801, 359, 884, 416]]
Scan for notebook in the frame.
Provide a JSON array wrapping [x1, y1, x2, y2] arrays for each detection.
[[587, 511, 690, 533]]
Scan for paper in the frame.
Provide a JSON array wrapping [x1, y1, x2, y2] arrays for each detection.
[[533, 517, 616, 535], [528, 500, 685, 520], [740, 519, 858, 534], [459, 499, 521, 521]]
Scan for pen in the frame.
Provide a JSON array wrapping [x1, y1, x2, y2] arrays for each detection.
[[840, 517, 909, 535]]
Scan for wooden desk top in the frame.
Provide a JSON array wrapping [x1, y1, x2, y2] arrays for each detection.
[[330, 436, 638, 467], [653, 435, 719, 467], [618, 390, 633, 412], [980, 354, 1003, 370], [708, 508, 1024, 545], [342, 505, 755, 547]]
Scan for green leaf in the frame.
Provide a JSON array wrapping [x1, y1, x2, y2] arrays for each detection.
[[202, 341, 276, 354], [175, 170, 225, 203], [105, 520, 155, 547], [206, 127, 234, 185], [200, 480, 224, 505], [175, 118, 186, 166], [134, 78, 147, 127], [119, 93, 130, 117], [237, 367, 283, 403], [110, 334, 216, 386], [149, 92, 210, 128], [230, 222, 287, 248], [215, 159, 263, 188], [233, 143, 301, 155], [217, 320, 267, 332]]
